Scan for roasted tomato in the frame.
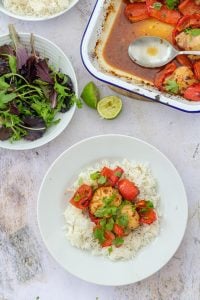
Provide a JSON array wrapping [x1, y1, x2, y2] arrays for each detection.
[[178, 0, 200, 15], [70, 184, 93, 209], [173, 14, 200, 43], [176, 55, 193, 68], [139, 209, 157, 225], [136, 200, 157, 225], [194, 61, 200, 80], [146, 0, 181, 25], [113, 224, 125, 237], [124, 3, 149, 22], [89, 211, 100, 224], [101, 166, 124, 187], [117, 179, 139, 201], [135, 200, 146, 209], [184, 83, 200, 101], [102, 231, 115, 247], [154, 62, 177, 90]]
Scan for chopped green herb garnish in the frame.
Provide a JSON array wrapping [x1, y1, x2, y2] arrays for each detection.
[[97, 175, 107, 185], [152, 2, 162, 10], [108, 247, 113, 254], [74, 194, 81, 202], [113, 237, 124, 246], [165, 0, 179, 10], [90, 171, 101, 180], [93, 228, 105, 244], [105, 218, 114, 231], [100, 219, 107, 228], [184, 28, 200, 37], [95, 206, 118, 218], [78, 177, 83, 185], [139, 208, 149, 213], [114, 171, 123, 177], [165, 79, 179, 94], [117, 215, 129, 227], [103, 194, 116, 205], [146, 200, 154, 208]]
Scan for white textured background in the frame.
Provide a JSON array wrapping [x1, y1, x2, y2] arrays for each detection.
[[0, 1, 200, 299]]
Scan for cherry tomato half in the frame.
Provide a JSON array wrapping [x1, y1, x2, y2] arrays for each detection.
[[179, 0, 200, 16], [173, 14, 200, 43], [146, 0, 181, 25], [176, 55, 193, 68], [124, 3, 149, 23], [113, 224, 125, 237], [184, 83, 200, 101], [154, 62, 177, 90], [118, 179, 139, 201], [102, 231, 115, 247], [139, 208, 157, 225], [194, 61, 200, 81], [70, 184, 93, 209], [101, 166, 124, 187]]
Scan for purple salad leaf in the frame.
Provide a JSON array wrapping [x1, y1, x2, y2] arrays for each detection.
[[21, 56, 37, 83], [9, 24, 29, 70], [9, 102, 20, 115], [0, 45, 15, 56], [0, 58, 10, 75], [0, 126, 12, 141], [23, 116, 46, 141], [35, 59, 54, 84], [49, 90, 57, 108]]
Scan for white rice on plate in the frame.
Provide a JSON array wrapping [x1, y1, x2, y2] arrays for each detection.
[[3, 0, 70, 16], [64, 159, 160, 261]]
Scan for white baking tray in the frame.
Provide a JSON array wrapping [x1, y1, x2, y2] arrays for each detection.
[[81, 0, 200, 113]]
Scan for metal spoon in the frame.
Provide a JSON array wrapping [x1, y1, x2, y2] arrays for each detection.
[[128, 36, 200, 68]]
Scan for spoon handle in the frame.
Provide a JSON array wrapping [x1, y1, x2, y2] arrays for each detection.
[[178, 51, 200, 56]]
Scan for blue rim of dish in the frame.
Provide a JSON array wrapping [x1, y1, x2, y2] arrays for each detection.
[[80, 0, 200, 114]]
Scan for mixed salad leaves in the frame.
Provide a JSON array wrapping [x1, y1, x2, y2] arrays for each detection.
[[69, 165, 157, 249], [0, 25, 79, 142]]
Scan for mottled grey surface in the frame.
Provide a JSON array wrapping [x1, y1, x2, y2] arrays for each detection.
[[0, 0, 200, 299]]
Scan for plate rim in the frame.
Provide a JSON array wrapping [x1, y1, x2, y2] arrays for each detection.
[[37, 134, 188, 286]]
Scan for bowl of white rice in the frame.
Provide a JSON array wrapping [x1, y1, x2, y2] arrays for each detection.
[[37, 134, 188, 285], [0, 0, 79, 21]]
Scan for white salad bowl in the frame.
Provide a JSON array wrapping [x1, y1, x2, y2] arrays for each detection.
[[0, 33, 77, 150], [0, 0, 79, 21], [38, 134, 188, 286]]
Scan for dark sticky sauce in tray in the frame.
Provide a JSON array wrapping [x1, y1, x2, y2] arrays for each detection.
[[102, 1, 174, 83]]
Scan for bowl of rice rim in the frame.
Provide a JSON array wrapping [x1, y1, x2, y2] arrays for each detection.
[[0, 0, 79, 21]]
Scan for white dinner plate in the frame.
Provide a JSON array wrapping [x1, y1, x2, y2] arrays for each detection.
[[37, 134, 188, 285]]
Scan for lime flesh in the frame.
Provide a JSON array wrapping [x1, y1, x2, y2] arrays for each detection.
[[97, 96, 122, 119], [81, 81, 100, 109]]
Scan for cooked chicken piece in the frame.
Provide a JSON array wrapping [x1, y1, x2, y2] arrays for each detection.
[[164, 66, 197, 94], [176, 31, 200, 60], [89, 186, 122, 215], [195, 0, 200, 4], [121, 204, 140, 230]]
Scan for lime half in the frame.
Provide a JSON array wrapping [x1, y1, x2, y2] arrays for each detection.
[[97, 96, 122, 119], [81, 81, 100, 109]]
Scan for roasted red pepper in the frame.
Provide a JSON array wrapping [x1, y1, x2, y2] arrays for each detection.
[[124, 3, 149, 22]]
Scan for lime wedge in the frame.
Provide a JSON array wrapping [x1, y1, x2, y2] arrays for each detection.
[[81, 81, 100, 109], [97, 96, 122, 119]]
